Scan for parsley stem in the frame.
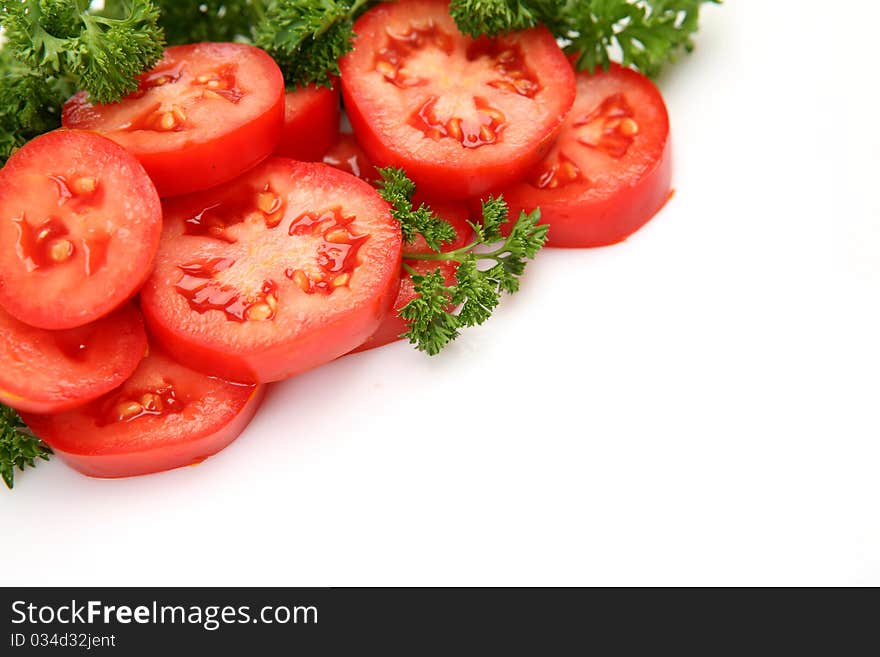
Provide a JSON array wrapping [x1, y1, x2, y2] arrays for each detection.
[[401, 261, 420, 277], [402, 235, 519, 264]]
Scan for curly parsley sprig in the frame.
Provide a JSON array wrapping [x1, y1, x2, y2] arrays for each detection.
[[0, 404, 52, 490], [123, 0, 376, 89], [0, 0, 165, 163], [148, 0, 261, 45], [377, 168, 547, 355], [1, 0, 165, 103], [451, 0, 719, 78], [254, 0, 373, 88]]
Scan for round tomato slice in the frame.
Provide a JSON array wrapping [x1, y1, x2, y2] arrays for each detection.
[[0, 303, 146, 414], [275, 84, 341, 161], [323, 132, 380, 184], [354, 201, 472, 352], [493, 64, 673, 248], [140, 158, 402, 383], [0, 130, 161, 329], [340, 0, 576, 200], [22, 347, 264, 479], [62, 43, 284, 197]]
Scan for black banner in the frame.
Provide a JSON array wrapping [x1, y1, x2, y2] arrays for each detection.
[[0, 587, 874, 653]]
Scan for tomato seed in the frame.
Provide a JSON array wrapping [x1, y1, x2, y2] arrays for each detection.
[[140, 393, 163, 412], [257, 192, 281, 215], [115, 401, 143, 422], [70, 176, 97, 195], [246, 303, 274, 322], [619, 118, 640, 137], [325, 228, 351, 244], [158, 113, 176, 131], [49, 239, 74, 263]]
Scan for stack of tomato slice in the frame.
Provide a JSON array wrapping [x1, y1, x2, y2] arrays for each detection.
[[0, 0, 673, 479]]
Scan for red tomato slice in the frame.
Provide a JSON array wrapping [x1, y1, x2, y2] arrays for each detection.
[[62, 43, 284, 197], [0, 130, 161, 329], [323, 132, 380, 184], [22, 347, 263, 479], [0, 303, 146, 414], [140, 158, 402, 383], [493, 64, 673, 248], [354, 201, 472, 352], [275, 84, 341, 161], [340, 0, 576, 200]]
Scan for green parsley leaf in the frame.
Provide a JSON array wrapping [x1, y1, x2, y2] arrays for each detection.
[[379, 169, 548, 355], [399, 268, 461, 356], [1, 0, 165, 104], [0, 48, 69, 164], [449, 0, 543, 37], [562, 0, 720, 78], [451, 0, 718, 78], [0, 404, 52, 490], [254, 0, 374, 89], [375, 167, 457, 250], [145, 0, 260, 45]]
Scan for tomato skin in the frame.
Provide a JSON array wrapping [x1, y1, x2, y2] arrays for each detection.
[[340, 0, 576, 200], [0, 129, 162, 329], [62, 43, 285, 197], [133, 100, 283, 198], [22, 348, 264, 479], [143, 282, 398, 383], [275, 85, 341, 161], [490, 64, 673, 248], [140, 158, 402, 383], [0, 303, 147, 414], [354, 201, 472, 352]]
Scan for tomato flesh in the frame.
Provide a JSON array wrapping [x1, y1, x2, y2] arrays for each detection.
[[62, 43, 284, 197], [340, 0, 576, 200], [492, 64, 673, 248], [275, 85, 341, 161], [0, 130, 161, 329], [140, 158, 402, 383], [22, 347, 263, 479], [323, 132, 381, 184], [0, 303, 146, 414], [354, 201, 472, 352]]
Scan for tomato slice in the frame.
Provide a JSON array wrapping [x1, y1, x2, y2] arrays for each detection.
[[275, 85, 341, 161], [22, 347, 263, 479], [492, 64, 673, 248], [340, 0, 575, 200], [0, 303, 146, 414], [354, 201, 472, 352], [62, 43, 284, 197], [323, 132, 380, 184], [0, 130, 162, 329], [140, 158, 402, 383]]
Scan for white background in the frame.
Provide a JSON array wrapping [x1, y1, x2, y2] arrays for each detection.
[[3, 0, 879, 586]]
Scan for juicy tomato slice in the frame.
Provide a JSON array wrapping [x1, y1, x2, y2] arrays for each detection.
[[275, 84, 341, 161], [140, 158, 402, 383], [323, 132, 380, 184], [0, 130, 161, 329], [339, 0, 576, 200], [22, 347, 264, 479], [0, 303, 146, 414], [62, 43, 284, 197], [354, 201, 472, 352], [493, 64, 673, 248]]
